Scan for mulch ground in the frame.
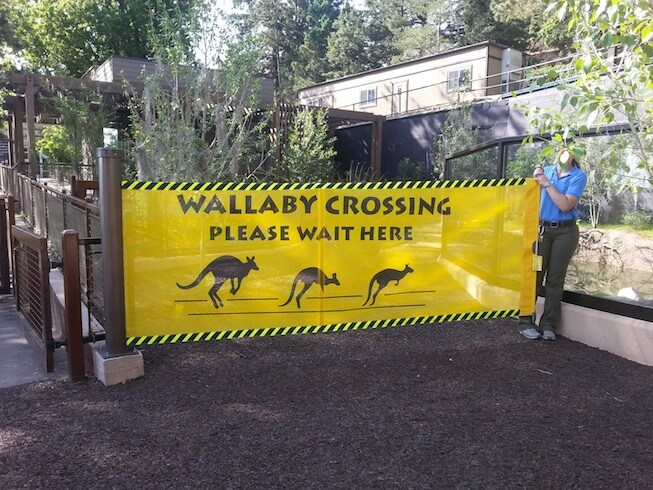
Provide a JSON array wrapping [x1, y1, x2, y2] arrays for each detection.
[[1, 318, 652, 489]]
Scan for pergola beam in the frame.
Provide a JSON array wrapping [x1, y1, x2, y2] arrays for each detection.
[[11, 73, 130, 96]]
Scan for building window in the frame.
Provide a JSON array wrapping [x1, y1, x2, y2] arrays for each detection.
[[447, 67, 472, 92], [307, 97, 328, 108], [359, 87, 377, 108]]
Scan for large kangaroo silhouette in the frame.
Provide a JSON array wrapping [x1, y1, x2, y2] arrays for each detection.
[[279, 267, 340, 309], [177, 255, 259, 308], [363, 264, 414, 306]]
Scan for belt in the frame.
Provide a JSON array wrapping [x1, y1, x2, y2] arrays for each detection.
[[540, 219, 577, 228]]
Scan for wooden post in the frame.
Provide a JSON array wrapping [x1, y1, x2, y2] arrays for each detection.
[[12, 103, 25, 165], [7, 113, 15, 167], [62, 230, 85, 381], [0, 197, 9, 294], [25, 75, 37, 178]]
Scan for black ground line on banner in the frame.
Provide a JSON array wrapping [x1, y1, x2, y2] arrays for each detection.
[[384, 290, 437, 296], [306, 294, 362, 300], [186, 303, 427, 315], [173, 299, 208, 303], [227, 297, 278, 302]]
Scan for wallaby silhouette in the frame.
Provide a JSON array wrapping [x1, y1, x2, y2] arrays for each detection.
[[363, 264, 414, 306], [279, 267, 340, 309], [177, 255, 259, 308]]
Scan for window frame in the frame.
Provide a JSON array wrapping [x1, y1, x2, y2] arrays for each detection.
[[359, 86, 378, 108], [447, 67, 472, 92]]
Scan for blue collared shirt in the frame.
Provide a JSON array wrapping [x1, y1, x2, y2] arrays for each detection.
[[540, 164, 587, 221]]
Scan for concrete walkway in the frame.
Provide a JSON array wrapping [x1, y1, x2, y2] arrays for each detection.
[[0, 293, 67, 388]]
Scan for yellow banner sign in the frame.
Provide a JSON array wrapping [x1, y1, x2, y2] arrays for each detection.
[[122, 180, 539, 342]]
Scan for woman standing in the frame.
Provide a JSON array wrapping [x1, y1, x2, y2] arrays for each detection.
[[519, 149, 588, 340]]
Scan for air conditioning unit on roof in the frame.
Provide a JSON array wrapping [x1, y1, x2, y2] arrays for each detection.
[[500, 48, 523, 93]]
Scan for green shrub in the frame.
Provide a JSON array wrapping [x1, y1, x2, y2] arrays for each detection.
[[396, 158, 426, 181], [622, 210, 651, 230]]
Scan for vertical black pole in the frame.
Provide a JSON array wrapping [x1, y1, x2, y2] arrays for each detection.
[[98, 148, 128, 357], [0, 197, 9, 294]]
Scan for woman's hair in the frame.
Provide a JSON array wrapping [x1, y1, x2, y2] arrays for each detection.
[[571, 157, 580, 167]]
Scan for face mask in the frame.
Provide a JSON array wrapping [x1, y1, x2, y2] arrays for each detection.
[[559, 150, 570, 165]]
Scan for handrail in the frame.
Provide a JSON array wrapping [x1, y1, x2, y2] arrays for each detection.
[[14, 173, 100, 214], [443, 123, 633, 162]]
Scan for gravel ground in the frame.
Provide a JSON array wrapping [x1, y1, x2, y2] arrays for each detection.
[[1, 318, 652, 489]]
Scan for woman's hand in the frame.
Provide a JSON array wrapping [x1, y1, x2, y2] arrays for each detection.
[[533, 165, 550, 187]]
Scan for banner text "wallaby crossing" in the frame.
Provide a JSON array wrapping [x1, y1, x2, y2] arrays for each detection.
[[177, 194, 451, 216]]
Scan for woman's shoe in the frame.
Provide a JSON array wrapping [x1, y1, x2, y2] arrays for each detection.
[[542, 330, 556, 341], [519, 327, 541, 340]]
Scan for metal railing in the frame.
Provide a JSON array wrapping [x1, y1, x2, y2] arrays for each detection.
[[12, 226, 54, 372], [11, 172, 101, 262], [1, 164, 106, 379]]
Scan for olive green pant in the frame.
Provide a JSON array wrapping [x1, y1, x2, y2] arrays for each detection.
[[520, 224, 579, 332]]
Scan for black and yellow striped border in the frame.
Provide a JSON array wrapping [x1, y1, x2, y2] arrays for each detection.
[[121, 178, 527, 191], [126, 309, 518, 346]]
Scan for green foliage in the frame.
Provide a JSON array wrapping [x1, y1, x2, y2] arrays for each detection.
[[224, 0, 580, 94], [274, 107, 337, 183], [395, 158, 427, 181], [15, 0, 201, 76], [366, 0, 455, 63], [453, 0, 496, 47], [431, 96, 483, 179], [127, 35, 272, 181], [0, 1, 22, 53], [292, 0, 342, 88], [490, 0, 574, 53], [526, 0, 653, 190], [505, 141, 550, 178], [522, 63, 573, 88], [326, 8, 372, 78], [339, 161, 374, 183], [233, 0, 343, 96], [35, 89, 111, 173], [35, 125, 74, 164], [622, 210, 652, 230]]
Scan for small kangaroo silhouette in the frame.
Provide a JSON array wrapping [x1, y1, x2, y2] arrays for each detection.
[[363, 264, 414, 306], [177, 255, 259, 308], [279, 267, 340, 309]]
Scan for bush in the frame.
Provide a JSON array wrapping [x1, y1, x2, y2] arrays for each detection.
[[622, 210, 651, 230], [396, 158, 426, 181]]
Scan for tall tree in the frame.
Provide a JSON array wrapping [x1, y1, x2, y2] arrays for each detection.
[[293, 0, 342, 87], [14, 0, 201, 76], [451, 0, 496, 46], [0, 0, 22, 56], [233, 0, 341, 96], [326, 8, 371, 78], [490, 0, 573, 54], [365, 0, 456, 63], [232, 0, 299, 97]]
